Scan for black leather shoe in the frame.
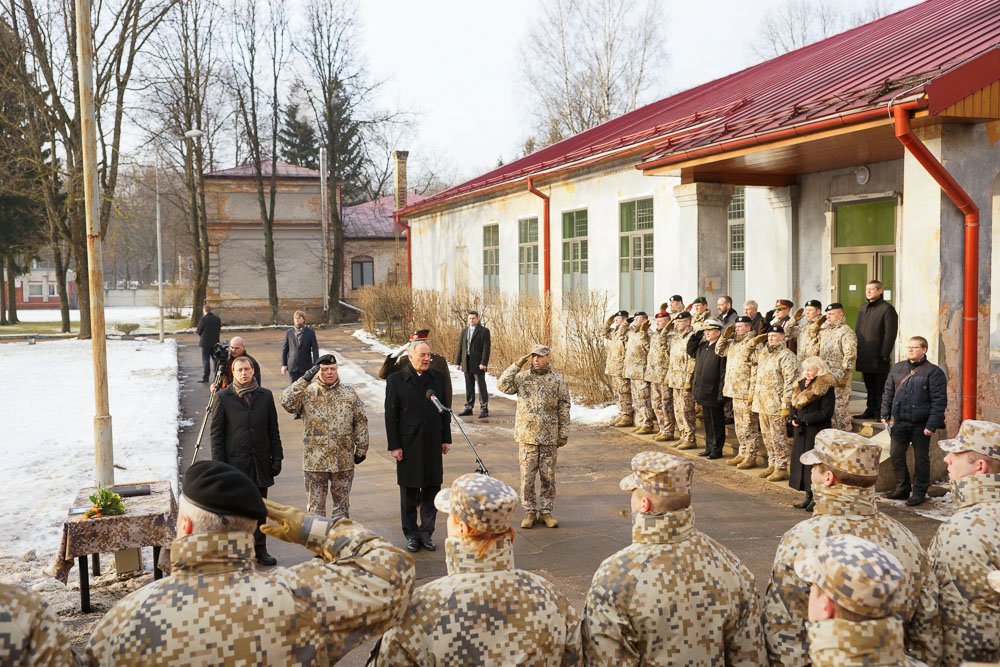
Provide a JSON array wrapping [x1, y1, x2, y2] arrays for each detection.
[[906, 493, 927, 507], [707, 452, 724, 460], [853, 411, 875, 420], [478, 408, 489, 418], [804, 500, 815, 512], [255, 552, 277, 566], [885, 488, 911, 500], [458, 408, 473, 417], [793, 492, 813, 509], [697, 451, 710, 457], [420, 537, 436, 551], [406, 538, 420, 552], [293, 413, 301, 420]]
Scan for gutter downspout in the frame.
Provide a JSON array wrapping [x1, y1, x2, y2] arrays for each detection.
[[527, 176, 552, 345], [393, 212, 412, 287], [892, 104, 979, 421]]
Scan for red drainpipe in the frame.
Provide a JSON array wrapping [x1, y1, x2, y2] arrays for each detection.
[[892, 104, 979, 421], [393, 212, 412, 287], [527, 175, 552, 345]]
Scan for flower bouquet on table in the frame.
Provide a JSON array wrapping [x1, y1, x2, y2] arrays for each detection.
[[78, 487, 126, 521]]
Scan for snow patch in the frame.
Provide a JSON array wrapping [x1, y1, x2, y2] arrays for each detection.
[[320, 347, 386, 407], [570, 403, 619, 425], [17, 306, 190, 323]]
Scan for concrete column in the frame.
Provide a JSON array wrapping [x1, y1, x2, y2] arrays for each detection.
[[765, 186, 799, 305], [672, 182, 734, 304]]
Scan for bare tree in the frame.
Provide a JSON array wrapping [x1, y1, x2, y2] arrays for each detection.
[[751, 0, 895, 60], [519, 0, 666, 146]]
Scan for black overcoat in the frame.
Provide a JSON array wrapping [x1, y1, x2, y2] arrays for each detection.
[[384, 366, 452, 488], [211, 385, 283, 488], [455, 324, 491, 372], [788, 374, 836, 491], [281, 326, 319, 374], [196, 312, 221, 348], [855, 296, 899, 373], [687, 332, 726, 407], [379, 353, 453, 409], [881, 357, 948, 430]]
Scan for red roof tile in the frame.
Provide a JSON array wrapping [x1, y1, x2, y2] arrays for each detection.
[[344, 193, 426, 238], [402, 0, 1000, 216]]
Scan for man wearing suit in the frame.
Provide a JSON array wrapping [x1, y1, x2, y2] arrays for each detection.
[[281, 310, 319, 419], [455, 310, 492, 418], [195, 303, 222, 382], [378, 329, 453, 409], [385, 341, 452, 552]]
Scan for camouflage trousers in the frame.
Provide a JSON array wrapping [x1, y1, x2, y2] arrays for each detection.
[[833, 382, 852, 431], [650, 382, 675, 436], [519, 443, 557, 513], [304, 469, 355, 519], [671, 388, 696, 445], [614, 376, 633, 419], [759, 413, 789, 470], [732, 398, 763, 460], [630, 380, 654, 428]]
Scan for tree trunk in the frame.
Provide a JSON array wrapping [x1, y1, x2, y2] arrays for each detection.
[[52, 237, 71, 332], [5, 256, 19, 324], [327, 188, 343, 325], [71, 227, 92, 339], [264, 222, 278, 324]]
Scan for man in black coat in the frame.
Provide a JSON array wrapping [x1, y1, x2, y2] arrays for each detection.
[[454, 310, 491, 418], [688, 319, 727, 459], [211, 356, 283, 564], [195, 304, 222, 382], [385, 341, 452, 552], [217, 336, 261, 390], [880, 335, 947, 507], [716, 296, 738, 329], [743, 300, 764, 334], [855, 280, 899, 419], [280, 310, 319, 382]]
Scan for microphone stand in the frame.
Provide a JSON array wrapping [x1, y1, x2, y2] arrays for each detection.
[[430, 396, 489, 476]]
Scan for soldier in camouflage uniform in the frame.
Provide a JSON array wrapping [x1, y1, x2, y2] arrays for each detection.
[[763, 430, 941, 666], [796, 534, 925, 666], [86, 460, 414, 665], [717, 315, 765, 469], [667, 294, 685, 319], [0, 583, 77, 666], [603, 310, 632, 427], [497, 344, 571, 529], [785, 299, 825, 365], [818, 302, 858, 430], [928, 420, 1000, 666], [582, 451, 764, 665], [690, 296, 710, 331], [750, 325, 799, 481], [666, 311, 698, 450], [646, 311, 676, 442], [623, 312, 654, 435], [372, 473, 581, 665], [280, 354, 369, 519]]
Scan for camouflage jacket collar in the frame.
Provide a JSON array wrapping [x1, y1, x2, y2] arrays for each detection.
[[170, 531, 257, 575], [807, 617, 906, 666], [529, 367, 551, 376], [812, 483, 877, 517], [445, 535, 515, 575], [631, 508, 697, 545], [766, 341, 788, 353], [315, 377, 342, 391], [950, 473, 1000, 508], [821, 320, 849, 332]]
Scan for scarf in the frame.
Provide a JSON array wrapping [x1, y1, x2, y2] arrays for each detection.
[[233, 376, 258, 400], [294, 324, 303, 344]]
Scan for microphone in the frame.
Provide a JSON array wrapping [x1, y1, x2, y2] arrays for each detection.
[[426, 389, 448, 414]]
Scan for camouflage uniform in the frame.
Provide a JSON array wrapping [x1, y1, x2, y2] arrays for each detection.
[[0, 583, 77, 667], [717, 331, 764, 462], [750, 341, 798, 471], [603, 321, 632, 421], [929, 421, 1000, 666], [373, 474, 581, 665], [786, 314, 823, 364], [280, 376, 369, 518], [583, 452, 765, 665], [818, 319, 858, 430], [795, 534, 926, 667], [666, 328, 697, 447], [764, 430, 941, 666], [624, 322, 653, 429], [645, 325, 675, 438], [497, 355, 570, 514], [87, 516, 415, 665], [691, 309, 709, 332]]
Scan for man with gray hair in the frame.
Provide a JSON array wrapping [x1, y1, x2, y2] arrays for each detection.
[[86, 460, 415, 665], [743, 300, 763, 333]]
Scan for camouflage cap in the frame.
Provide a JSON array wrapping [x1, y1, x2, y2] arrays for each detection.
[[530, 344, 550, 357], [434, 473, 518, 534], [794, 534, 904, 618], [800, 429, 881, 476], [989, 570, 1000, 594], [619, 451, 693, 497], [937, 420, 1000, 460]]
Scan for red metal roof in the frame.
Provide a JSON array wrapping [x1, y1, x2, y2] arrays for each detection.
[[401, 0, 1000, 216], [204, 161, 320, 179], [344, 193, 425, 238]]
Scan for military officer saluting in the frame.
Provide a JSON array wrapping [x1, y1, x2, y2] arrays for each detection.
[[623, 311, 655, 435], [786, 299, 825, 363], [750, 325, 799, 482], [603, 310, 633, 427], [818, 302, 858, 430], [646, 310, 676, 442], [666, 311, 698, 450], [717, 315, 765, 470], [690, 296, 710, 331], [498, 344, 571, 529]]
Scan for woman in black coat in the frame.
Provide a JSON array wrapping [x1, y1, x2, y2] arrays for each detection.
[[788, 356, 836, 511]]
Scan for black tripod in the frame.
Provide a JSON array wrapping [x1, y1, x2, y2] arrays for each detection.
[[190, 357, 228, 466]]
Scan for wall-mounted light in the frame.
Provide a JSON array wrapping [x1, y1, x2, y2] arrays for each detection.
[[854, 166, 870, 185]]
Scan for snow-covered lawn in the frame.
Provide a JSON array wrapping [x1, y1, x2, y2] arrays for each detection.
[[16, 306, 191, 323], [0, 338, 180, 562]]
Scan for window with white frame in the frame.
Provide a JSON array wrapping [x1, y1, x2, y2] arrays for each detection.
[[561, 210, 588, 297], [351, 256, 374, 289], [48, 283, 57, 297], [518, 217, 539, 295], [28, 283, 43, 298], [728, 187, 746, 310], [619, 198, 654, 313], [483, 224, 499, 292]]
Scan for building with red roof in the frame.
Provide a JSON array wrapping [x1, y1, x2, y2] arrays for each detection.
[[399, 0, 1000, 425]]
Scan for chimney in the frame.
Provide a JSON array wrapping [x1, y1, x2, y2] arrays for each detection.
[[393, 151, 408, 212]]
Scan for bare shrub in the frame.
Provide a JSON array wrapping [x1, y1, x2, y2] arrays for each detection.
[[555, 291, 614, 406], [163, 284, 189, 318], [357, 283, 412, 344]]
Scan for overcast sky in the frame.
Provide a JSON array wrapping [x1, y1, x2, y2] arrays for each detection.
[[356, 0, 921, 183]]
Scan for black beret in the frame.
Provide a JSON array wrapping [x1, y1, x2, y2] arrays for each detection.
[[317, 354, 337, 365], [615, 310, 629, 318], [669, 295, 683, 302], [766, 325, 787, 335], [692, 296, 707, 305], [806, 299, 822, 309], [633, 311, 647, 318], [735, 315, 752, 324], [183, 461, 267, 521], [826, 302, 844, 312], [675, 311, 692, 320]]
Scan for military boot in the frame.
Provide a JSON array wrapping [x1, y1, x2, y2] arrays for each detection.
[[767, 468, 789, 482], [737, 458, 758, 470], [675, 441, 698, 451], [520, 513, 536, 529], [634, 424, 654, 435], [652, 433, 669, 442], [538, 513, 558, 528], [615, 417, 634, 427], [726, 455, 744, 466], [757, 465, 775, 478]]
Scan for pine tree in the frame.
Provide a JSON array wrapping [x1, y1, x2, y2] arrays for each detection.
[[277, 104, 319, 170]]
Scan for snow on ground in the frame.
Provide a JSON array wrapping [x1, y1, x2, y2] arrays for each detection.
[[0, 338, 180, 562], [910, 491, 957, 522], [17, 306, 191, 323], [320, 346, 386, 408]]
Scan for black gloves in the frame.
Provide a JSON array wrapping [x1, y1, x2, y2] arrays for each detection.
[[302, 364, 321, 383], [270, 459, 282, 477], [354, 453, 366, 465]]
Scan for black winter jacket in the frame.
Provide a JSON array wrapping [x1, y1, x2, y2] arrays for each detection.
[[880, 356, 947, 431], [384, 366, 452, 488], [855, 296, 898, 373], [196, 312, 221, 348], [211, 385, 283, 487], [687, 332, 726, 407]]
